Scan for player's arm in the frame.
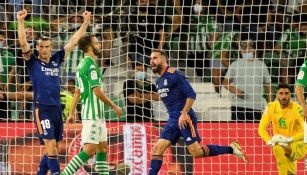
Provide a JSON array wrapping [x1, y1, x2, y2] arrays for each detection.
[[93, 87, 122, 117], [67, 88, 80, 125], [64, 11, 91, 59], [258, 105, 272, 143], [295, 85, 305, 110], [291, 107, 305, 142], [17, 9, 31, 60], [178, 75, 196, 129]]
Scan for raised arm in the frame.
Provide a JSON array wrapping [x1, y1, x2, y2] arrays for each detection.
[[17, 9, 31, 60], [64, 11, 91, 59]]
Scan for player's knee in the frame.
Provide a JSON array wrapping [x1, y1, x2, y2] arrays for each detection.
[[44, 140, 58, 155], [273, 145, 285, 157], [188, 148, 202, 158], [151, 144, 164, 156]]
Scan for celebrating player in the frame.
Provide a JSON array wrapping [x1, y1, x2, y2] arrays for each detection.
[[148, 49, 248, 175], [61, 34, 122, 175], [258, 84, 307, 175], [17, 9, 91, 175]]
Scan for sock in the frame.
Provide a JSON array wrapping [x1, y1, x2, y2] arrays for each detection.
[[61, 151, 90, 175], [204, 145, 232, 157], [272, 145, 288, 175], [47, 155, 60, 174], [96, 152, 109, 175], [37, 154, 49, 175], [148, 159, 163, 175]]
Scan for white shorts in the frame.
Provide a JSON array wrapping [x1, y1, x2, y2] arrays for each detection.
[[81, 119, 107, 144]]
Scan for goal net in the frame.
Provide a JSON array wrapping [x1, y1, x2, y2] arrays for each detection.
[[0, 0, 306, 174]]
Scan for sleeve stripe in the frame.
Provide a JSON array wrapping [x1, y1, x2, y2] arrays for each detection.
[[295, 83, 305, 88]]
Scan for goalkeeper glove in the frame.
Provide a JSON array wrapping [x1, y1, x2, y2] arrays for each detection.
[[271, 134, 293, 146], [266, 139, 276, 147]]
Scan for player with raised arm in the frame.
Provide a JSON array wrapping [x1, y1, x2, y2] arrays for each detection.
[[148, 49, 247, 175], [259, 84, 307, 175], [61, 34, 122, 175], [17, 9, 91, 175]]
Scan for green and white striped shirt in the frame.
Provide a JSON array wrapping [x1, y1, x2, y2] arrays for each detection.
[[76, 56, 104, 120]]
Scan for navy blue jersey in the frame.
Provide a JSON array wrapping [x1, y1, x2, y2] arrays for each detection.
[[156, 67, 197, 121], [26, 49, 65, 106]]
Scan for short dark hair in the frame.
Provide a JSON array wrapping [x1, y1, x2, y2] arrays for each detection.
[[276, 84, 291, 91], [151, 49, 168, 59], [78, 34, 96, 52], [37, 35, 52, 45]]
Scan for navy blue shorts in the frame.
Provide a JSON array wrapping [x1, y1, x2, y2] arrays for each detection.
[[160, 118, 201, 145], [33, 104, 63, 145]]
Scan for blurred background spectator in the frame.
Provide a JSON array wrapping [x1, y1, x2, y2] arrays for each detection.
[[223, 39, 272, 121], [123, 62, 159, 122]]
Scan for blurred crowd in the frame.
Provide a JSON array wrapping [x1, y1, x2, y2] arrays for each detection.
[[1, 0, 307, 121]]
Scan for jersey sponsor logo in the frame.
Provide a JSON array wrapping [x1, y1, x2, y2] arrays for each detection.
[[164, 79, 168, 86], [91, 71, 98, 80], [158, 88, 169, 97], [41, 67, 59, 76], [298, 71, 304, 80]]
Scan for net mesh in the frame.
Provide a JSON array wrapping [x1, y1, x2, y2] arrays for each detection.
[[0, 0, 306, 174]]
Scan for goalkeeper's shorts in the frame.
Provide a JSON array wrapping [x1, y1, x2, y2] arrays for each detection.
[[289, 141, 307, 161]]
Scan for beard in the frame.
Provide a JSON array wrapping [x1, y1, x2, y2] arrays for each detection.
[[92, 47, 101, 57], [278, 98, 290, 107], [152, 64, 162, 74]]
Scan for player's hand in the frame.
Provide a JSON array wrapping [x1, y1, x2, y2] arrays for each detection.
[[178, 112, 189, 129], [82, 11, 91, 24], [113, 105, 122, 118], [66, 114, 76, 130], [271, 134, 292, 146], [266, 139, 275, 147], [17, 9, 28, 21]]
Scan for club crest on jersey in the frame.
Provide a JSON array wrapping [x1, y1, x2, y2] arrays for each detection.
[[298, 71, 304, 80], [44, 130, 48, 136], [91, 71, 98, 80], [164, 79, 168, 86], [52, 61, 57, 66]]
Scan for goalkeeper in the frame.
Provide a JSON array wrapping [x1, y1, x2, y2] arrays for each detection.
[[258, 84, 307, 175]]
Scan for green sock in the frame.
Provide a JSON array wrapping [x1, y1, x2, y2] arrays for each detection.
[[61, 151, 90, 175], [96, 152, 109, 175]]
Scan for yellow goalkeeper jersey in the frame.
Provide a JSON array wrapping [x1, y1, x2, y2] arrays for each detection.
[[258, 100, 304, 143]]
